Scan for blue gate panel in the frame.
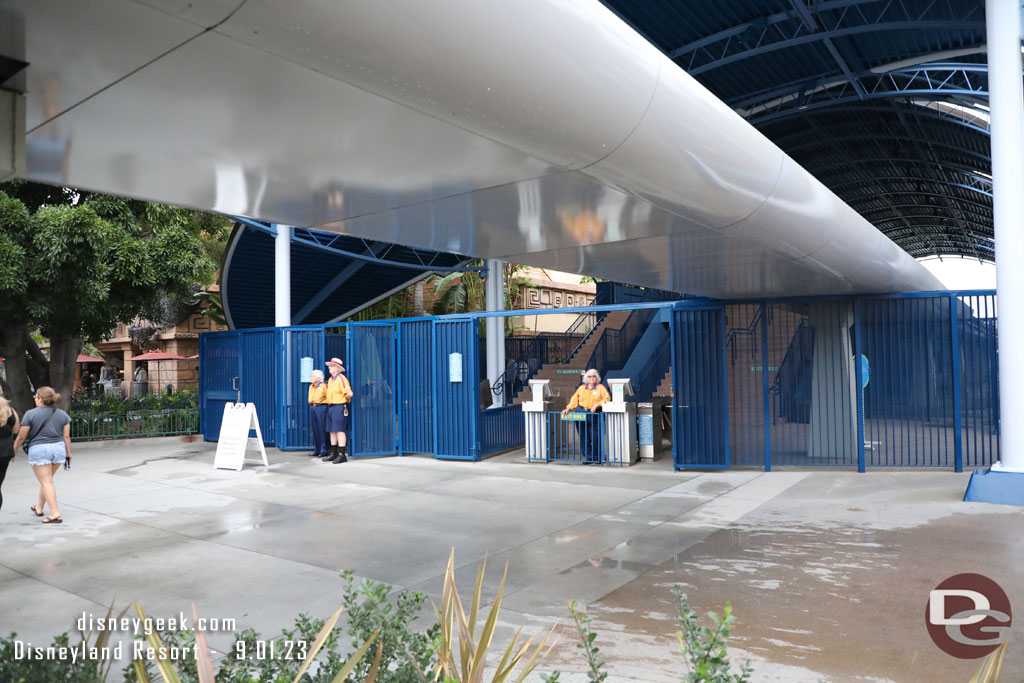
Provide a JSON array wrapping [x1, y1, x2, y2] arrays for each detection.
[[324, 326, 348, 367], [351, 323, 396, 457], [197, 291, 998, 471], [764, 303, 811, 464], [434, 319, 478, 460], [545, 411, 604, 463], [479, 404, 524, 456], [240, 330, 278, 444], [725, 303, 766, 467], [957, 294, 999, 468], [860, 297, 955, 467], [765, 302, 860, 467], [281, 328, 326, 450], [672, 307, 728, 469], [399, 321, 434, 455], [200, 331, 240, 440]]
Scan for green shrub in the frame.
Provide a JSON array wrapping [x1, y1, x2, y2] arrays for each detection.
[[673, 588, 752, 683], [338, 570, 437, 682]]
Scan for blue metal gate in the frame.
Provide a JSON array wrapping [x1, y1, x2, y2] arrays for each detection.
[[279, 328, 326, 450], [240, 330, 277, 443], [350, 323, 397, 457], [198, 290, 999, 471], [672, 305, 728, 469], [398, 320, 433, 455], [200, 331, 240, 440], [433, 319, 478, 460]]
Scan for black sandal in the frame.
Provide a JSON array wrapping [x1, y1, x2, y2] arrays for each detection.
[[30, 505, 44, 517], [42, 516, 62, 524]]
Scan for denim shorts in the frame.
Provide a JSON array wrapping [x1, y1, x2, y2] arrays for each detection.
[[28, 442, 66, 466]]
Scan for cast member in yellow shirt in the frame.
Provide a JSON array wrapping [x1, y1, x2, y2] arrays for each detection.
[[324, 358, 354, 463], [307, 369, 329, 458], [562, 368, 610, 464]]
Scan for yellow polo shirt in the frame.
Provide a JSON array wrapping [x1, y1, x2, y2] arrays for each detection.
[[307, 382, 327, 405], [567, 383, 611, 411], [326, 373, 352, 404]]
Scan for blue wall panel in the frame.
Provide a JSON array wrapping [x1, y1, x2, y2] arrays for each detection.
[[399, 321, 434, 455], [197, 291, 998, 471], [725, 303, 765, 466], [281, 328, 325, 450], [672, 306, 728, 469], [239, 330, 277, 444], [200, 332, 239, 440], [957, 293, 999, 468], [434, 319, 478, 460], [860, 297, 955, 467], [479, 404, 524, 456], [351, 323, 396, 456]]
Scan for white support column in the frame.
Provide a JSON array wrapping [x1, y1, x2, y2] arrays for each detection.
[[987, 0, 1024, 472], [274, 224, 292, 327], [485, 259, 506, 407]]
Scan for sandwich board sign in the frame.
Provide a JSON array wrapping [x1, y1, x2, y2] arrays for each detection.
[[214, 402, 269, 471]]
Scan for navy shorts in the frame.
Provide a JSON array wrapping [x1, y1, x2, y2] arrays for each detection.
[[327, 404, 349, 432]]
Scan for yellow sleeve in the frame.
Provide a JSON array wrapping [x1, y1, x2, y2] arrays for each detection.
[[598, 385, 611, 405], [342, 375, 353, 398], [567, 386, 582, 411]]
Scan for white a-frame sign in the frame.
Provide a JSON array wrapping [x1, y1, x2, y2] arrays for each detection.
[[214, 402, 270, 471]]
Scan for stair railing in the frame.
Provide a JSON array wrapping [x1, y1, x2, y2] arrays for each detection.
[[632, 332, 672, 402], [586, 307, 656, 377]]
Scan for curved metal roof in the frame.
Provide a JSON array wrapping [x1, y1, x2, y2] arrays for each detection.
[[602, 0, 993, 261]]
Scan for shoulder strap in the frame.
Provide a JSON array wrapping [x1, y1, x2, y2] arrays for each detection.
[[26, 408, 57, 446]]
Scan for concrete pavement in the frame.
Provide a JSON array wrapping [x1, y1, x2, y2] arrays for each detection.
[[1, 438, 1021, 681]]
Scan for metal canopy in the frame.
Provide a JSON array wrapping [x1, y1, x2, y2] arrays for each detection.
[[222, 220, 471, 329], [603, 0, 993, 262], [6, 0, 945, 298]]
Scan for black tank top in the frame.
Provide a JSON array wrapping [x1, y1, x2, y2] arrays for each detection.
[[0, 414, 14, 459]]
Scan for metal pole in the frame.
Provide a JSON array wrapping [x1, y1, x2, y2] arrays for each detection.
[[485, 259, 505, 407], [274, 224, 292, 327], [987, 0, 1024, 472]]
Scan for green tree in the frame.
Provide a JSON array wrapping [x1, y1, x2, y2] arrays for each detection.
[[0, 181, 219, 413]]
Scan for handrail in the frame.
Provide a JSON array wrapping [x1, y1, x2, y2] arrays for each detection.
[[726, 305, 764, 363], [769, 319, 814, 423], [560, 311, 601, 363], [632, 332, 672, 401], [585, 307, 655, 377], [492, 332, 584, 399]]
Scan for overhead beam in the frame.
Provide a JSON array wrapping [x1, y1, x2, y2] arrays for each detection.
[[753, 102, 991, 138], [739, 64, 989, 123], [293, 247, 382, 325], [784, 134, 991, 164], [682, 22, 983, 75], [229, 215, 477, 273], [667, 0, 884, 58], [828, 176, 992, 199]]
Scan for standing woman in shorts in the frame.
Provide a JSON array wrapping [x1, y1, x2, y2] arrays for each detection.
[[0, 388, 20, 512], [13, 387, 72, 524]]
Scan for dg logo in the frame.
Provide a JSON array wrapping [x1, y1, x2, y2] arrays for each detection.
[[926, 573, 1012, 659]]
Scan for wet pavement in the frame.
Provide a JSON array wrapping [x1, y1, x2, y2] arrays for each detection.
[[0, 438, 1021, 681]]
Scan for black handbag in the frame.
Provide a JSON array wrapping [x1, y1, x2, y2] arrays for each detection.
[[23, 408, 56, 454]]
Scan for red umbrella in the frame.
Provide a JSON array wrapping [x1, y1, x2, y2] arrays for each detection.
[[128, 351, 187, 361], [77, 354, 105, 363]]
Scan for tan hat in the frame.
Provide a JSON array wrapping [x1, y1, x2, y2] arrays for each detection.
[[326, 357, 345, 369]]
